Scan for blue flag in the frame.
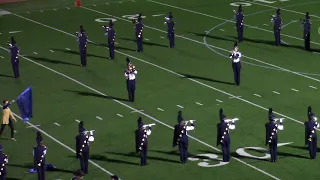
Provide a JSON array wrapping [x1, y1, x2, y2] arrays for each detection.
[[16, 86, 33, 122]]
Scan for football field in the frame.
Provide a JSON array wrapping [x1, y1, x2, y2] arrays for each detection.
[[1, 0, 320, 179]]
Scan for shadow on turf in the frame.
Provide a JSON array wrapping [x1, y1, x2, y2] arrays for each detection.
[[119, 37, 168, 48], [0, 74, 14, 78], [82, 155, 137, 166], [189, 32, 235, 42], [25, 56, 80, 67], [7, 163, 74, 174], [179, 73, 234, 85], [227, 36, 311, 50], [63, 90, 130, 102], [104, 151, 180, 164], [51, 48, 107, 59], [98, 43, 136, 52]]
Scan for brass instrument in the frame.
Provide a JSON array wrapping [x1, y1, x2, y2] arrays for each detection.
[[274, 118, 284, 130], [224, 118, 239, 130], [142, 123, 155, 130], [84, 130, 95, 142], [180, 120, 195, 126]]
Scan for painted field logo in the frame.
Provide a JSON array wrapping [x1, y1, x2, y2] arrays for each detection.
[[188, 153, 229, 167], [189, 142, 292, 168]]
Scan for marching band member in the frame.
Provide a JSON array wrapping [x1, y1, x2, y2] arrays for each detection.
[[7, 37, 20, 78], [265, 108, 284, 162], [136, 117, 154, 166], [305, 106, 319, 159], [103, 20, 116, 59], [1, 100, 17, 141], [164, 12, 175, 48], [234, 5, 244, 43], [124, 59, 137, 102], [33, 131, 47, 180], [134, 13, 144, 52], [271, 9, 282, 46], [0, 145, 8, 180], [229, 42, 242, 86], [76, 25, 88, 67], [173, 111, 195, 164], [216, 108, 237, 162], [76, 126, 90, 174], [302, 12, 311, 51]]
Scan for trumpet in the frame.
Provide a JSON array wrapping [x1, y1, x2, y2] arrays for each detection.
[[274, 118, 284, 130], [224, 118, 239, 130], [142, 123, 155, 129], [181, 120, 195, 126], [84, 130, 95, 142], [270, 14, 276, 22]]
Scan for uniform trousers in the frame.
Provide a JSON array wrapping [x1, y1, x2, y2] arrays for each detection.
[[108, 40, 115, 59], [79, 151, 89, 174], [269, 138, 278, 162], [274, 29, 281, 46], [308, 137, 317, 159], [136, 38, 143, 52], [232, 62, 241, 86], [127, 79, 136, 102], [221, 140, 230, 162], [0, 120, 15, 138], [140, 145, 148, 165], [236, 25, 243, 42], [168, 33, 175, 48], [304, 32, 310, 51], [11, 58, 19, 78], [37, 165, 45, 180], [80, 47, 87, 67], [179, 141, 188, 163]]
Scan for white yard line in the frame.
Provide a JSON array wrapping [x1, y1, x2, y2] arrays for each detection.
[[152, 14, 164, 17], [219, 29, 225, 31], [96, 116, 103, 120], [117, 114, 123, 117], [313, 52, 320, 55], [54, 122, 61, 126], [9, 31, 22, 34], [144, 38, 150, 41], [229, 96, 241, 99], [272, 91, 280, 95], [216, 99, 223, 103], [26, 125, 41, 128], [75, 119, 81, 123], [309, 86, 317, 89], [160, 36, 165, 39], [0, 56, 4, 59], [254, 94, 262, 97], [195, 102, 203, 106], [65, 48, 71, 50], [33, 52, 38, 55], [131, 110, 144, 113], [50, 50, 54, 52], [157, 108, 164, 111], [291, 88, 299, 92], [263, 24, 269, 26], [176, 105, 184, 108]]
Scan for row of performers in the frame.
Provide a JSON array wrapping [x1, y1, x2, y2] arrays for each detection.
[[135, 107, 319, 165]]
